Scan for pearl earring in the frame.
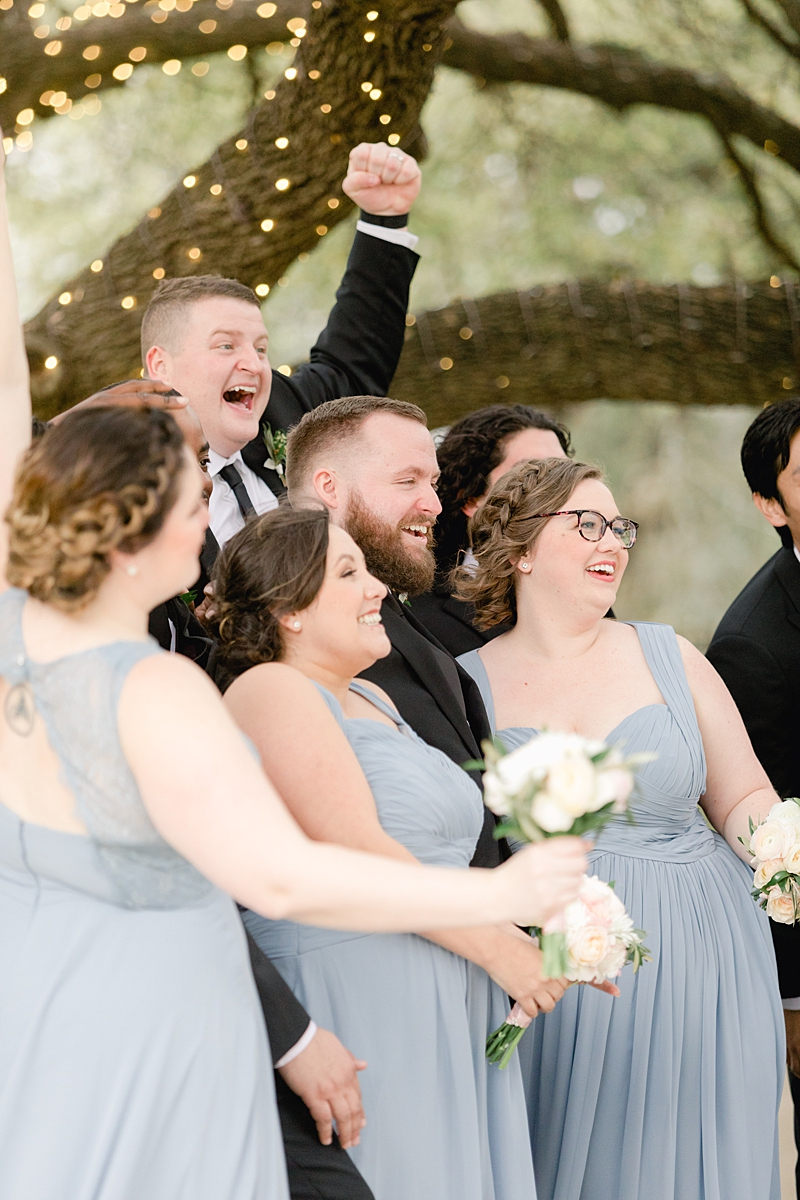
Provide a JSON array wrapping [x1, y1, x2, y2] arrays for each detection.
[[520, 562, 529, 570], [127, 565, 138, 577], [293, 620, 301, 630]]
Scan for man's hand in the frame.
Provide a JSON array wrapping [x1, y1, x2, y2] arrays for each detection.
[[277, 1026, 368, 1148], [785, 1008, 800, 1077], [343, 142, 421, 216], [50, 379, 188, 425]]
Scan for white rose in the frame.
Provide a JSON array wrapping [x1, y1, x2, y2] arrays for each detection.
[[538, 756, 598, 819], [530, 791, 575, 834], [751, 821, 795, 862], [482, 774, 512, 818], [594, 766, 635, 813], [769, 799, 800, 829], [595, 938, 629, 980], [567, 923, 609, 969], [754, 858, 784, 889], [765, 887, 797, 925], [784, 843, 800, 876]]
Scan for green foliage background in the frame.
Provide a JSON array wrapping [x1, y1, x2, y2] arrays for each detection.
[[8, 0, 791, 645]]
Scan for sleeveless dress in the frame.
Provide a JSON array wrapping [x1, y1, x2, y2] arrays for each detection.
[[243, 680, 537, 1200], [459, 622, 784, 1200], [0, 588, 289, 1200]]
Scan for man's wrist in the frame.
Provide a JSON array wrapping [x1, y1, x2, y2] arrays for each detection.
[[358, 210, 408, 228], [275, 1020, 318, 1069]]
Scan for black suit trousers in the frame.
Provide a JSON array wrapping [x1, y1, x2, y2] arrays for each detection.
[[275, 1076, 375, 1200]]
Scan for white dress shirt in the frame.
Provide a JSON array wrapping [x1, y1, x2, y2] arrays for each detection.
[[208, 448, 279, 549]]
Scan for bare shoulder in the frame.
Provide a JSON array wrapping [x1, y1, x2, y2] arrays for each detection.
[[125, 646, 219, 702], [225, 661, 329, 716], [674, 632, 731, 703]]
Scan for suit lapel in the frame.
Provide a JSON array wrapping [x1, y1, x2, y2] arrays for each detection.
[[240, 439, 287, 498], [382, 596, 482, 758], [774, 547, 800, 631]]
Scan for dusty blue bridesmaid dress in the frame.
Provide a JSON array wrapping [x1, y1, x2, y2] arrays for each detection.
[[0, 588, 289, 1200], [459, 622, 784, 1200], [244, 680, 537, 1200]]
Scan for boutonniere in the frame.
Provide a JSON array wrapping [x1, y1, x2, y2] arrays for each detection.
[[263, 423, 287, 478]]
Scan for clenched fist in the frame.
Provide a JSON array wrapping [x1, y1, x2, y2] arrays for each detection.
[[342, 141, 421, 216]]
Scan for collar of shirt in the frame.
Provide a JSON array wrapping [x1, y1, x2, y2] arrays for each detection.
[[795, 544, 800, 567], [208, 447, 246, 479]]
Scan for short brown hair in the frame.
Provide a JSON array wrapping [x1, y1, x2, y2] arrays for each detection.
[[7, 407, 186, 611], [140, 275, 260, 360], [212, 506, 330, 691], [455, 457, 603, 629], [285, 395, 427, 496]]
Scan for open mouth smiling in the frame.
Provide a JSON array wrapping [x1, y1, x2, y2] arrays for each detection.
[[587, 562, 616, 580], [401, 523, 430, 542], [223, 385, 257, 411]]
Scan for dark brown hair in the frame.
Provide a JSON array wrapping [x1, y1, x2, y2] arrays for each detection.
[[7, 407, 186, 611], [455, 457, 603, 628], [212, 506, 330, 690], [140, 274, 260, 359], [285, 395, 427, 496]]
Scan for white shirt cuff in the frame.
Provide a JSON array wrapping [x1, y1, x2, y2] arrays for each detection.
[[356, 219, 419, 251], [274, 1020, 318, 1068], [783, 997, 800, 1010]]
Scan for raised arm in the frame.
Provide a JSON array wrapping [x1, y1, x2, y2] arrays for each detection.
[[679, 635, 779, 861], [0, 142, 32, 588], [119, 651, 586, 933]]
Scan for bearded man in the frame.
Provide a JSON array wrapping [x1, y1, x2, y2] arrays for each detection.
[[285, 394, 501, 869]]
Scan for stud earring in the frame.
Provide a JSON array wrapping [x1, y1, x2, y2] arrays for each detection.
[[520, 562, 530, 570], [127, 565, 138, 577], [293, 620, 301, 630]]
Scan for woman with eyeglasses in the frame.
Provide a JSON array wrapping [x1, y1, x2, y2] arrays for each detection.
[[456, 458, 783, 1200]]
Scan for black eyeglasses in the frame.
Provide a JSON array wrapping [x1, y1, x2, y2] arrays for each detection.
[[532, 509, 639, 549]]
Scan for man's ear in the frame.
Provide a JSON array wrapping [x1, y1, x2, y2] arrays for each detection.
[[753, 492, 789, 530], [461, 498, 480, 519], [310, 468, 342, 511], [145, 344, 171, 383]]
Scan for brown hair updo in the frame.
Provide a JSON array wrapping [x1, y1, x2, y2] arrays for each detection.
[[7, 406, 186, 611], [455, 457, 603, 629], [212, 506, 330, 691]]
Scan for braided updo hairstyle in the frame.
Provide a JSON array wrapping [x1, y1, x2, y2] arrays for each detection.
[[6, 406, 186, 611], [454, 457, 602, 629], [212, 506, 330, 692]]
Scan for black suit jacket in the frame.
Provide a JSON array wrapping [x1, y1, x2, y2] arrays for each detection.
[[359, 593, 504, 868], [241, 229, 419, 492], [408, 586, 507, 658], [707, 544, 800, 998]]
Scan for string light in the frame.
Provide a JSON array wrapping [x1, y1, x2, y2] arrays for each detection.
[[162, 59, 181, 74], [0, 79, 6, 94], [496, 375, 510, 388], [55, 15, 71, 28], [770, 276, 781, 288], [264, 89, 276, 99], [284, 67, 297, 79], [74, 5, 91, 17], [82, 44, 101, 59], [266, 42, 284, 55], [320, 103, 331, 113], [153, 266, 165, 278], [236, 138, 248, 149], [422, 43, 432, 51], [364, 30, 375, 41], [187, 247, 202, 260], [90, 259, 103, 272], [369, 88, 382, 99], [210, 183, 222, 195], [308, 69, 320, 79], [44, 40, 63, 55], [121, 296, 136, 309], [58, 291, 72, 305], [112, 62, 133, 79], [33, 24, 49, 37], [256, 1, 276, 13], [440, 357, 453, 370], [316, 224, 327, 235], [199, 18, 216, 31], [148, 206, 162, 218], [29, 2, 45, 15], [388, 133, 400, 144], [84, 74, 102, 87], [277, 364, 292, 375], [361, 82, 373, 92], [44, 355, 59, 370], [275, 178, 290, 190], [255, 283, 270, 296], [327, 197, 339, 208], [459, 327, 472, 339], [379, 114, 391, 124], [183, 174, 197, 187], [191, 62, 209, 75], [286, 16, 305, 31], [260, 218, 274, 230], [275, 136, 289, 148], [2, 137, 13, 156], [129, 46, 147, 60], [16, 109, 34, 125], [278, 276, 288, 286], [367, 9, 378, 18], [227, 45, 247, 60]]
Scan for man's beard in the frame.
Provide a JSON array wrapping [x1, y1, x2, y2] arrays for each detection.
[[343, 490, 436, 597]]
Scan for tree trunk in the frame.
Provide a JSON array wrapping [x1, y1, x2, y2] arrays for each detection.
[[391, 278, 800, 423], [24, 0, 455, 418]]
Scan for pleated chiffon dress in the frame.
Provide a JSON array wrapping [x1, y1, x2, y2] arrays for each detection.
[[243, 680, 537, 1200], [0, 588, 289, 1200], [459, 622, 784, 1200]]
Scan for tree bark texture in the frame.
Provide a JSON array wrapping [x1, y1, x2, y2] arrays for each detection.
[[0, 0, 309, 131], [390, 279, 800, 423], [23, 0, 455, 418]]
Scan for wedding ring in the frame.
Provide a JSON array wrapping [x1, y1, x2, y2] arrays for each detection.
[[388, 151, 404, 161]]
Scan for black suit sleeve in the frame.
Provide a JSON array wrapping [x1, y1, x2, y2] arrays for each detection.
[[706, 634, 796, 796], [245, 928, 312, 1066], [258, 231, 418, 435]]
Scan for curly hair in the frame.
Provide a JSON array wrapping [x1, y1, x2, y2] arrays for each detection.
[[6, 407, 185, 611], [454, 458, 602, 629], [434, 405, 573, 581], [212, 506, 330, 692]]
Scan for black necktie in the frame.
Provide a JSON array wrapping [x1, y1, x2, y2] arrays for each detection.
[[219, 463, 256, 520]]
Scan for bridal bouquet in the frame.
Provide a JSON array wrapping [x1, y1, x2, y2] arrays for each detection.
[[747, 798, 800, 923], [478, 731, 650, 977], [486, 874, 651, 1068]]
